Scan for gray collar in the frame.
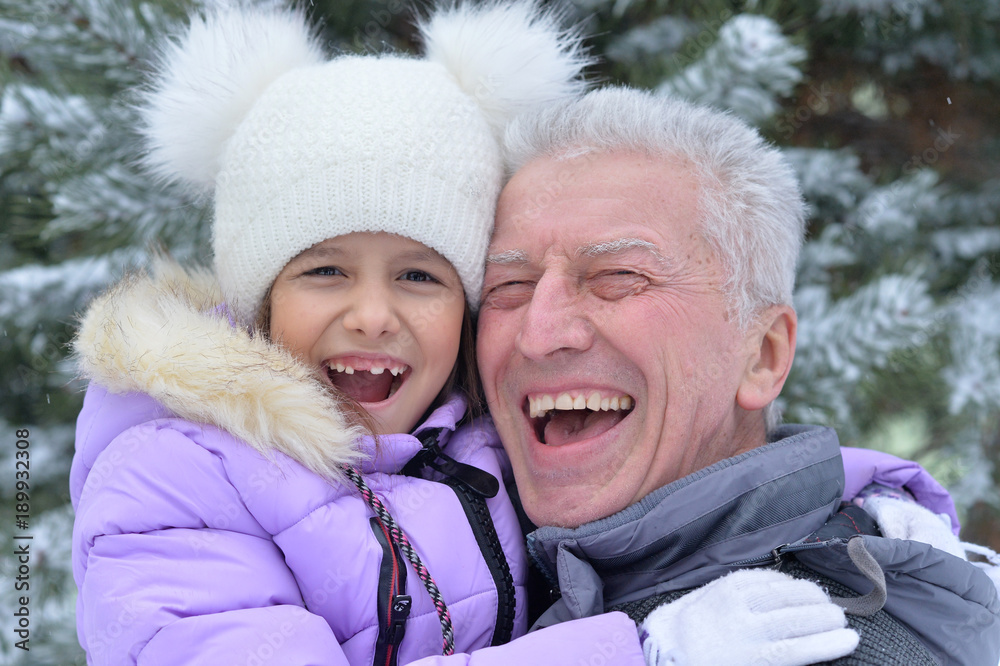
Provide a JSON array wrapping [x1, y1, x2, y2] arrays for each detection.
[[527, 425, 845, 617]]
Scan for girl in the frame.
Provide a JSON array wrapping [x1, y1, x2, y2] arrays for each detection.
[[70, 3, 647, 664]]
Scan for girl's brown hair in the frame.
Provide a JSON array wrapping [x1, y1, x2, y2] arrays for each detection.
[[435, 305, 483, 421]]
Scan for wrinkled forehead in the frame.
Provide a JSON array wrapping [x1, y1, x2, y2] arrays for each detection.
[[489, 150, 705, 267], [486, 237, 668, 270]]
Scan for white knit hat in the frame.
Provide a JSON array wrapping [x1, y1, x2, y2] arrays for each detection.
[[138, 1, 591, 323]]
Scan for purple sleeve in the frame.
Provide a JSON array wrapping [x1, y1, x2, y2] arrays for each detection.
[[75, 424, 346, 665], [840, 446, 960, 535], [139, 606, 348, 666], [400, 613, 644, 666]]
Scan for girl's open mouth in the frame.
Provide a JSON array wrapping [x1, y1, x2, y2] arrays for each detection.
[[325, 361, 409, 403]]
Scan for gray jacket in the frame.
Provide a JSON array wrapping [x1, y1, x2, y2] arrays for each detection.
[[527, 425, 1000, 665]]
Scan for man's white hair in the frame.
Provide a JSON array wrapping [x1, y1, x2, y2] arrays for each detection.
[[502, 86, 807, 431], [503, 86, 806, 330]]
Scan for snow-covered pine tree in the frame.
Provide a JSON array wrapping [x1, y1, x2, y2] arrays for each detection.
[[0, 1, 413, 662], [1, 0, 998, 662], [583, 0, 1000, 543], [1, 2, 198, 661]]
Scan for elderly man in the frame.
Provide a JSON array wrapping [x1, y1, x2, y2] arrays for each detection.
[[477, 87, 1000, 665]]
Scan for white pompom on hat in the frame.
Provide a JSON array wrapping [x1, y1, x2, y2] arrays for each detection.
[[138, 1, 591, 323]]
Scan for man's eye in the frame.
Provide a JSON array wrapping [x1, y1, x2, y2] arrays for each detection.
[[590, 271, 648, 300], [481, 282, 534, 310]]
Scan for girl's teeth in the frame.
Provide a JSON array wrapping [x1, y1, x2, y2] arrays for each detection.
[[329, 362, 408, 376]]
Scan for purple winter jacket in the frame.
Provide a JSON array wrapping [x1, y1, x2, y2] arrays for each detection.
[[70, 262, 644, 666], [69, 261, 955, 665], [839, 445, 961, 536]]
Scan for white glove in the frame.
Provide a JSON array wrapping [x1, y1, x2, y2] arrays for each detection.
[[640, 569, 859, 666], [863, 496, 967, 560]]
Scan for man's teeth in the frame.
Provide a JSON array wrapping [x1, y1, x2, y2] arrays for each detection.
[[331, 362, 407, 376], [528, 392, 633, 418]]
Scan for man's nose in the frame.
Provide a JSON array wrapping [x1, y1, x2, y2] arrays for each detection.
[[514, 272, 593, 359], [342, 284, 401, 339]]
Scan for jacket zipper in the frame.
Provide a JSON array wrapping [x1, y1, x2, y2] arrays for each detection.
[[730, 544, 792, 568], [404, 432, 517, 646], [729, 531, 868, 569], [443, 475, 517, 645], [370, 517, 411, 666]]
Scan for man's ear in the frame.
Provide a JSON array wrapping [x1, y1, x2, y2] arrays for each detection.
[[736, 305, 797, 411]]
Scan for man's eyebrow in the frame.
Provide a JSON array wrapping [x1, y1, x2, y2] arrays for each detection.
[[578, 238, 667, 264], [486, 249, 529, 265]]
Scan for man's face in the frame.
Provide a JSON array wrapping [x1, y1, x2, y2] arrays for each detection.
[[478, 152, 761, 528]]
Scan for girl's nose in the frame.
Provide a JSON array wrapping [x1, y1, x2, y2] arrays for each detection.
[[341, 285, 402, 339]]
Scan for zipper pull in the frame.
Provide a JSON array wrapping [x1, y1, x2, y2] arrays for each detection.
[[427, 445, 500, 498], [387, 594, 412, 644], [730, 543, 791, 568], [408, 432, 500, 498]]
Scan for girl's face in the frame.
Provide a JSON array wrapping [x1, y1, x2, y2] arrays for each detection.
[[270, 232, 466, 435]]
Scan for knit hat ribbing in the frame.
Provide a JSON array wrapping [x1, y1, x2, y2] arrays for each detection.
[[214, 56, 498, 320], [138, 2, 591, 324]]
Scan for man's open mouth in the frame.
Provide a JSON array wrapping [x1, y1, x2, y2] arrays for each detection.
[[526, 391, 634, 446], [325, 361, 409, 403]]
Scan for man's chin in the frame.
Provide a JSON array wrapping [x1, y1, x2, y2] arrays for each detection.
[[520, 480, 635, 529]]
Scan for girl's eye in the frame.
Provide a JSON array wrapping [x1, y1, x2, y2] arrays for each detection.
[[307, 266, 344, 277], [402, 270, 437, 283]]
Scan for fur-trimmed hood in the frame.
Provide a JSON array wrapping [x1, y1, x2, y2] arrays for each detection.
[[72, 258, 365, 483]]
